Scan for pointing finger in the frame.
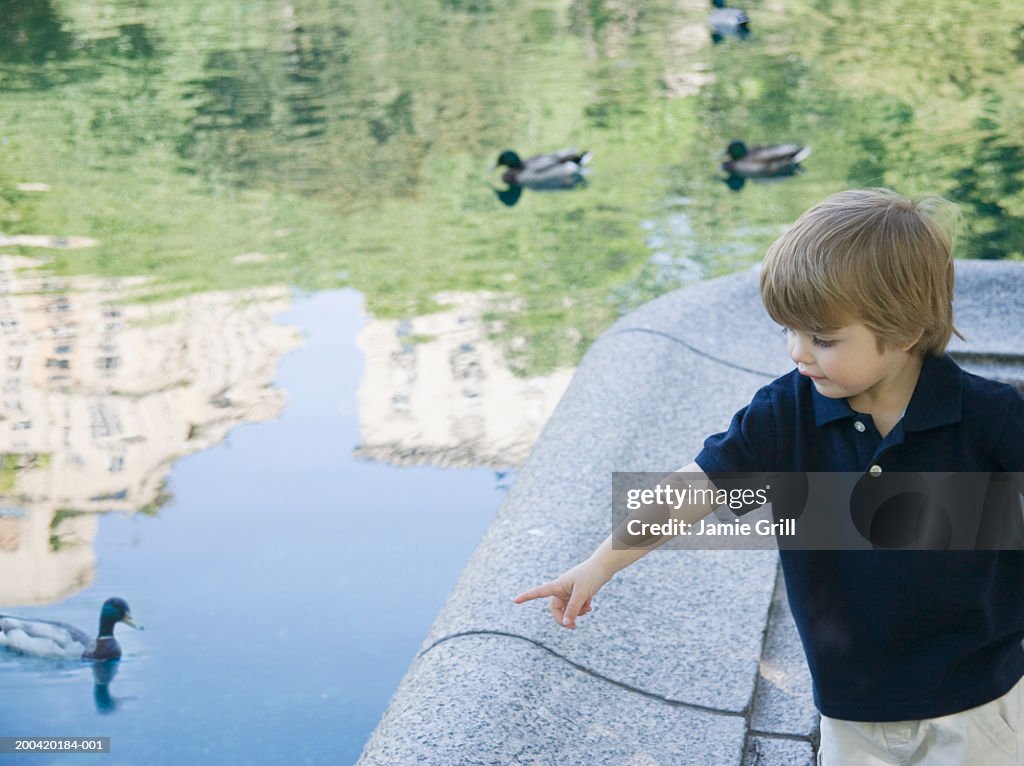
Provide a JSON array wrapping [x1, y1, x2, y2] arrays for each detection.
[[513, 582, 558, 604]]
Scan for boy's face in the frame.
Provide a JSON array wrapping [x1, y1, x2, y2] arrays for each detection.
[[785, 322, 916, 404]]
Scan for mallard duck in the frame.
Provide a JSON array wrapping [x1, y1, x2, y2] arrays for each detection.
[[710, 0, 750, 43], [0, 597, 142, 660], [494, 148, 592, 189], [722, 140, 811, 178]]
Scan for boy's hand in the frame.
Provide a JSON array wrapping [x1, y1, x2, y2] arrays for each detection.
[[513, 558, 612, 629]]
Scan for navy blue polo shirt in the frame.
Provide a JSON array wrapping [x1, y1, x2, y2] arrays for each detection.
[[696, 353, 1024, 721]]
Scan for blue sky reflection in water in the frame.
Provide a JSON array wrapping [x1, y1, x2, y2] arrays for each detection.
[[0, 290, 504, 765]]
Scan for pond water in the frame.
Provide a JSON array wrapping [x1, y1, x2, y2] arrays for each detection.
[[1, 0, 1022, 763], [0, 289, 507, 765]]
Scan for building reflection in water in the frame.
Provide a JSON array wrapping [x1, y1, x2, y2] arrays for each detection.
[[0, 255, 302, 606], [1, 263, 578, 607], [355, 291, 574, 468]]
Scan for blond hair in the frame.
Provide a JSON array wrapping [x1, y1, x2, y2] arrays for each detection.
[[760, 188, 962, 355]]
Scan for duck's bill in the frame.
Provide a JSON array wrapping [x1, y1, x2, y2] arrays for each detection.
[[121, 613, 143, 630]]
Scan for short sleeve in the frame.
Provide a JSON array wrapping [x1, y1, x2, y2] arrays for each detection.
[[993, 387, 1024, 473], [695, 386, 777, 474]]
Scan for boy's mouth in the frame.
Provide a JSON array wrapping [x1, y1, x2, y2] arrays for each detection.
[[799, 370, 826, 381]]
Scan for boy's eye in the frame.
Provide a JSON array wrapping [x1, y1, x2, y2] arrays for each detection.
[[781, 327, 836, 348]]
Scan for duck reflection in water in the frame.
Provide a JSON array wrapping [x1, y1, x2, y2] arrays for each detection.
[[720, 140, 812, 191], [92, 659, 135, 713], [493, 148, 592, 207]]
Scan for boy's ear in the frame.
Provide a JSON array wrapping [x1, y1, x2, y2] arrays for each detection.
[[900, 328, 925, 352]]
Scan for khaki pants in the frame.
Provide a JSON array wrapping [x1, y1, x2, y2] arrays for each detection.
[[818, 676, 1024, 765]]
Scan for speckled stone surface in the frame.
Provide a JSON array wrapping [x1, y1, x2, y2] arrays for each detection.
[[741, 736, 816, 766], [945, 261, 1024, 358], [357, 260, 1024, 766], [358, 634, 748, 766], [421, 333, 779, 712]]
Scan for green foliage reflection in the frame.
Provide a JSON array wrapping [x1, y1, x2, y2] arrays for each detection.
[[0, 0, 1021, 376]]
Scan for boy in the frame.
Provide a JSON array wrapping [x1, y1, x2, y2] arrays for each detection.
[[515, 189, 1024, 764]]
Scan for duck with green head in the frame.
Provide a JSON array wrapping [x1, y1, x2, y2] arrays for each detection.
[[494, 148, 592, 188], [721, 140, 812, 190], [0, 597, 142, 660]]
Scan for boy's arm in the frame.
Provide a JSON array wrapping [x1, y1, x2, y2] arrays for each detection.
[[514, 462, 717, 629]]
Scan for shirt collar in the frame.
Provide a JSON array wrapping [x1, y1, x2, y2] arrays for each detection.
[[812, 384, 857, 426], [812, 353, 964, 431]]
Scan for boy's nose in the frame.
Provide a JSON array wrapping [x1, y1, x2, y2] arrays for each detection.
[[789, 335, 814, 365]]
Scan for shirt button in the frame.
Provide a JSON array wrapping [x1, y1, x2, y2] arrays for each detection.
[[854, 421, 866, 432], [869, 465, 883, 476]]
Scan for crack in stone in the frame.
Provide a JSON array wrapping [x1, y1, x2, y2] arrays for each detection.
[[599, 327, 779, 378], [421, 629, 749, 718]]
